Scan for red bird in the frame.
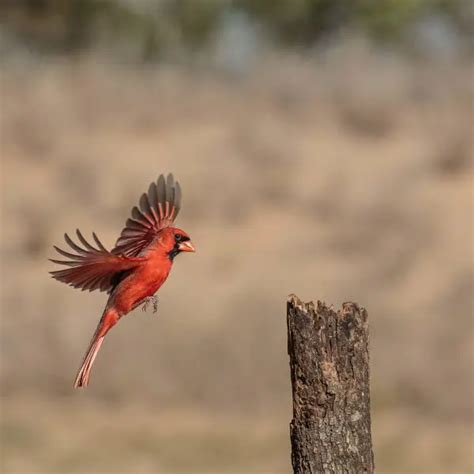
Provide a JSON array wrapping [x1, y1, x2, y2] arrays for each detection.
[[50, 174, 195, 388]]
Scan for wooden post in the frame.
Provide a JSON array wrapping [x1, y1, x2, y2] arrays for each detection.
[[287, 295, 375, 473]]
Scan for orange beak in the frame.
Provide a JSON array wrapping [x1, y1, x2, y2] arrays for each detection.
[[178, 240, 195, 252]]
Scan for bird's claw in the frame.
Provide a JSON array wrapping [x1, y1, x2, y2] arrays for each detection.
[[142, 296, 158, 314]]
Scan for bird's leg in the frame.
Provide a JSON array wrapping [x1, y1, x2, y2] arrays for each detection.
[[141, 295, 159, 314]]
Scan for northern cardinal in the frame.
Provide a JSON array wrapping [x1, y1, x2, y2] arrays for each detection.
[[50, 174, 195, 388]]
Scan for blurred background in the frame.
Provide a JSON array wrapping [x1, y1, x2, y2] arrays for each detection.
[[1, 1, 473, 473]]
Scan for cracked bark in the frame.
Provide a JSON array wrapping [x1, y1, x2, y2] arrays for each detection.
[[287, 295, 374, 474]]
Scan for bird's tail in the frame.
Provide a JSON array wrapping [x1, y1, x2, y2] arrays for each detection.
[[73, 309, 119, 389]]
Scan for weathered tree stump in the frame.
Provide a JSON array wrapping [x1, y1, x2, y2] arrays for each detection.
[[287, 295, 374, 474]]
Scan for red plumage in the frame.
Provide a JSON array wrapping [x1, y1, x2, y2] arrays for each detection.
[[50, 174, 195, 388]]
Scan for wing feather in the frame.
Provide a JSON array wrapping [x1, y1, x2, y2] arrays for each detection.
[[50, 232, 144, 293], [113, 173, 182, 256]]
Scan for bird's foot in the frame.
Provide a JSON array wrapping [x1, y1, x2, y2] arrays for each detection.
[[142, 296, 158, 314]]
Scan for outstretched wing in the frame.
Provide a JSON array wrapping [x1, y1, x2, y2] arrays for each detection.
[[50, 230, 145, 293], [112, 173, 181, 257]]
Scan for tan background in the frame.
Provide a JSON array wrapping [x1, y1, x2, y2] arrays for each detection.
[[1, 36, 473, 473]]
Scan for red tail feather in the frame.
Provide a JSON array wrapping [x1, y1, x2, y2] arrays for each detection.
[[73, 310, 118, 388]]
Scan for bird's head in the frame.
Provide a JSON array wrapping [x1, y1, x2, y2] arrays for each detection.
[[160, 227, 195, 261]]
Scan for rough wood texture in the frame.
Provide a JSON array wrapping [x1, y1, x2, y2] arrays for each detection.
[[287, 295, 374, 474]]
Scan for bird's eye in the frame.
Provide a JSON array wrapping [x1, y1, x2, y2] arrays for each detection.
[[175, 234, 182, 242]]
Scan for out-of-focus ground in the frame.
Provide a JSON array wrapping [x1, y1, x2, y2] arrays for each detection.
[[1, 46, 473, 472]]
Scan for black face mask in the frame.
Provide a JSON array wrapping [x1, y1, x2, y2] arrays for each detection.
[[168, 234, 190, 261]]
